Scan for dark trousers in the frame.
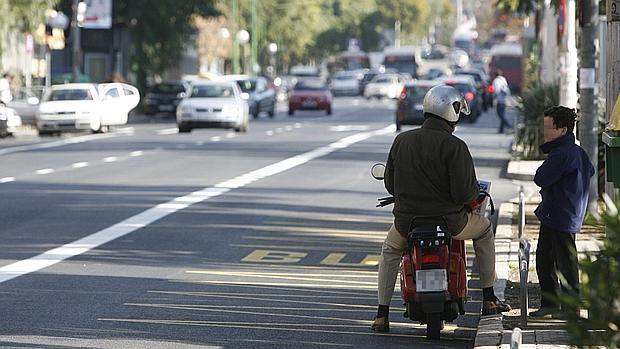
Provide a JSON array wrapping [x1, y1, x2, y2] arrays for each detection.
[[536, 224, 580, 309], [496, 102, 511, 133]]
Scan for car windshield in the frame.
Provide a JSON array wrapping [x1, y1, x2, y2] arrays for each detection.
[[294, 80, 327, 91], [373, 76, 395, 83], [190, 85, 235, 98], [448, 83, 474, 94], [456, 72, 482, 82], [46, 89, 93, 101], [235, 79, 257, 92], [406, 86, 431, 101], [151, 83, 186, 94], [334, 73, 357, 80]]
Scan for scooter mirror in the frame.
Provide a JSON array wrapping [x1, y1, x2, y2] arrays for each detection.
[[371, 163, 386, 180]]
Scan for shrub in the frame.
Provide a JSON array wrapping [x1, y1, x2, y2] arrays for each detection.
[[558, 197, 620, 348]]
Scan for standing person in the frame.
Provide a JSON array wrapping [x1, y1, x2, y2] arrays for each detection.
[[0, 73, 12, 104], [371, 85, 511, 333], [529, 106, 595, 318], [492, 70, 512, 133]]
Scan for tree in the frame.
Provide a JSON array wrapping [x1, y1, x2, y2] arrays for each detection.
[[0, 0, 60, 59], [377, 0, 431, 42], [113, 0, 220, 93]]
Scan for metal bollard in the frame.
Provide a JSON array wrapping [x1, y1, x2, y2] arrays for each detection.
[[518, 186, 525, 239], [511, 327, 522, 349], [519, 238, 531, 328]]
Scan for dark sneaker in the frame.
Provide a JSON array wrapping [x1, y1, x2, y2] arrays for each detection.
[[371, 316, 389, 332], [529, 307, 558, 318], [482, 298, 512, 315]]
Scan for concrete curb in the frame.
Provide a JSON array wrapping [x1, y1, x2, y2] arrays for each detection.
[[474, 202, 516, 348]]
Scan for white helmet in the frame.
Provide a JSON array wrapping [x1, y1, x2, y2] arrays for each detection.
[[422, 85, 471, 122]]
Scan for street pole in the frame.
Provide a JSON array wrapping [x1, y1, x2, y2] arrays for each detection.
[[251, 0, 258, 75], [71, 0, 81, 82], [394, 20, 401, 48], [232, 0, 240, 75], [580, 0, 599, 207], [559, 0, 578, 109], [605, 0, 620, 200]]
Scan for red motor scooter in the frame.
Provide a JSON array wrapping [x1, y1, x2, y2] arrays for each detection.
[[372, 164, 493, 340]]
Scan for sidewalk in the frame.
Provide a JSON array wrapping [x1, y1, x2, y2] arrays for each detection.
[[474, 159, 605, 348]]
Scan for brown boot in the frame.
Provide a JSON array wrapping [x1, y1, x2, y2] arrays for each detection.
[[371, 316, 389, 332], [482, 299, 512, 315]]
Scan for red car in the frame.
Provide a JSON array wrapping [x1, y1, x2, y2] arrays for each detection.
[[288, 79, 332, 116]]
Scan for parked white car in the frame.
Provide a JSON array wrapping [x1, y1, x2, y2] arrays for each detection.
[[364, 74, 405, 99], [0, 105, 22, 137], [36, 83, 140, 136], [176, 81, 249, 133]]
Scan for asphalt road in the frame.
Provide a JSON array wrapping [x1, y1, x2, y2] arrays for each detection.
[[0, 97, 519, 348]]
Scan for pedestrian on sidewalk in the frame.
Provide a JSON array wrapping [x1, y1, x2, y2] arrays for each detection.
[[530, 106, 595, 318], [492, 70, 512, 134]]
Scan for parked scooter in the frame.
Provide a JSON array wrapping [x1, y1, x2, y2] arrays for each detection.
[[371, 163, 493, 340]]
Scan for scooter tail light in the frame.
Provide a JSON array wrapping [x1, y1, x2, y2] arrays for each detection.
[[487, 85, 494, 93], [421, 254, 440, 264], [465, 92, 475, 101]]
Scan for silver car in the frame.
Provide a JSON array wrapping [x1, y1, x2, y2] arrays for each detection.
[[176, 81, 249, 133]]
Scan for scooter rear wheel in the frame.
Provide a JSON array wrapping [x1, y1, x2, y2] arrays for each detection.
[[426, 312, 443, 340]]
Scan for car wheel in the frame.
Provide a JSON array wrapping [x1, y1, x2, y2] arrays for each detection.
[[268, 106, 275, 118], [288, 109, 294, 116], [178, 123, 191, 133]]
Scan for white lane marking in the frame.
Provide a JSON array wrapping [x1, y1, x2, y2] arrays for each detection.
[[211, 136, 221, 142], [330, 125, 370, 132], [129, 151, 144, 157], [103, 156, 118, 163], [275, 128, 283, 133], [0, 177, 16, 183], [196, 141, 205, 146], [284, 125, 293, 131], [0, 124, 394, 284], [0, 130, 133, 156], [35, 168, 54, 175], [294, 123, 302, 128], [157, 128, 179, 135], [72, 162, 89, 168], [265, 131, 274, 136], [226, 133, 236, 139]]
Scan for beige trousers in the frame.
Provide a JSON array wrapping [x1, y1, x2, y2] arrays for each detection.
[[377, 212, 496, 306]]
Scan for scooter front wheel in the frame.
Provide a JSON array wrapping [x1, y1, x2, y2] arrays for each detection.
[[426, 312, 444, 340]]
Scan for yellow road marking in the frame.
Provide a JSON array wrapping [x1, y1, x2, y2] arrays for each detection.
[[241, 250, 307, 263], [320, 253, 379, 266], [233, 244, 377, 253]]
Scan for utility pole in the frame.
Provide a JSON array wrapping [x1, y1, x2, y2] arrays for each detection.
[[251, 0, 258, 74], [580, 0, 599, 207], [559, 0, 579, 109], [605, 0, 620, 199], [232, 0, 240, 75], [71, 0, 81, 82], [394, 20, 401, 48]]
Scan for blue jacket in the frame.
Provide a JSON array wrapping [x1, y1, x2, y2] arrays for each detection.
[[534, 133, 595, 233]]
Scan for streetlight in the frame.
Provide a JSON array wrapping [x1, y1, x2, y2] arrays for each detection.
[[268, 43, 278, 77], [236, 30, 250, 74]]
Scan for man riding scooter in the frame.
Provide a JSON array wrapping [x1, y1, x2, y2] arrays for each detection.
[[371, 85, 511, 333]]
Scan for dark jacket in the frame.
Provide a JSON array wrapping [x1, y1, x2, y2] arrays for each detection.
[[385, 117, 479, 237], [534, 133, 595, 233]]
